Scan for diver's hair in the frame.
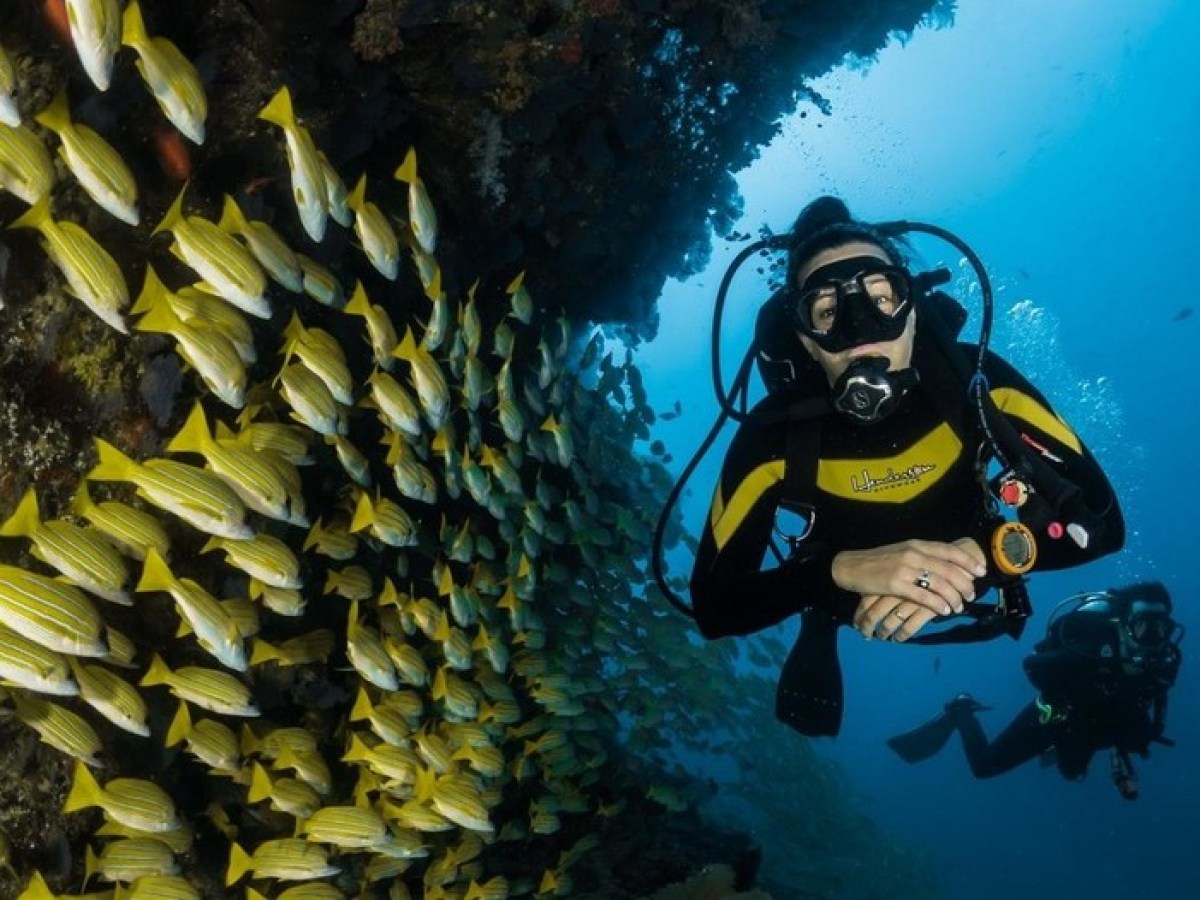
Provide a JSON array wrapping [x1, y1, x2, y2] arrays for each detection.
[[786, 195, 906, 287], [1108, 581, 1173, 613]]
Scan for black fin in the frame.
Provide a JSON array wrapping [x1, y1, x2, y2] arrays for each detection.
[[776, 609, 843, 737], [886, 711, 959, 763]]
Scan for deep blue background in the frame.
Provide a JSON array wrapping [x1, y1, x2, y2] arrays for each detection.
[[641, 1, 1200, 896]]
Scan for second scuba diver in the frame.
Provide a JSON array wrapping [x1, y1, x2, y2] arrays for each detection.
[[888, 582, 1182, 799], [686, 196, 1125, 737]]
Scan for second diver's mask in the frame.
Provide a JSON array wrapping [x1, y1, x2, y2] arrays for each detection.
[[1124, 601, 1177, 658], [792, 256, 915, 353]]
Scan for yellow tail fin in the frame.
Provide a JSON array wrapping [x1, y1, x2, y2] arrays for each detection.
[[0, 487, 41, 538], [62, 760, 104, 813], [257, 86, 295, 130]]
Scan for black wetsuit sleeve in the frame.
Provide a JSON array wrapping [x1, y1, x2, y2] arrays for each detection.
[[982, 350, 1125, 569], [689, 419, 855, 639]]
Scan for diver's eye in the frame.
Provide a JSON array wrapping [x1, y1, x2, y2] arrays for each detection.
[[862, 273, 901, 316]]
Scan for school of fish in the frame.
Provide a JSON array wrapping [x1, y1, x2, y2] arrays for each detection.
[[0, 3, 809, 898]]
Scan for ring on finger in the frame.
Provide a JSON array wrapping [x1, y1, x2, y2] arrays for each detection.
[[914, 568, 932, 591]]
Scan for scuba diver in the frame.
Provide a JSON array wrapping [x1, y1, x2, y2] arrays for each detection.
[[888, 582, 1182, 799], [676, 196, 1125, 737]]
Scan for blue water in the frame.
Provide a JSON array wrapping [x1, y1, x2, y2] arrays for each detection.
[[641, 1, 1200, 896]]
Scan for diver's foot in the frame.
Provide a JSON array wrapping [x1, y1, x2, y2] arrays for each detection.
[[945, 693, 990, 714]]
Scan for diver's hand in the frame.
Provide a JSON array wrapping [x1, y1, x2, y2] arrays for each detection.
[[854, 595, 940, 641], [831, 538, 987, 616]]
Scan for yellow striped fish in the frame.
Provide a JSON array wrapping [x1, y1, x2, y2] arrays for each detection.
[[171, 284, 257, 364], [348, 687, 413, 746], [505, 270, 534, 323], [248, 579, 306, 617], [0, 564, 106, 657], [0, 121, 54, 203], [366, 370, 423, 438], [1, 488, 130, 605], [282, 315, 354, 404], [165, 403, 298, 522], [217, 195, 303, 291], [136, 551, 246, 671], [346, 600, 399, 691], [347, 175, 399, 279], [463, 877, 510, 900], [0, 624, 76, 696], [424, 773, 494, 834], [121, 1, 207, 145], [95, 820, 194, 854], [64, 761, 181, 833], [133, 274, 246, 408], [66, 0, 121, 91], [165, 702, 239, 772], [72, 482, 170, 563], [139, 654, 259, 717], [316, 152, 352, 227], [256, 87, 327, 243], [246, 762, 320, 819], [271, 744, 332, 797], [113, 875, 199, 900], [329, 434, 371, 488], [104, 626, 138, 669], [152, 187, 268, 318], [68, 658, 149, 737], [85, 838, 178, 883], [8, 196, 128, 332], [384, 433, 438, 504], [16, 870, 115, 900], [226, 840, 338, 885], [0, 44, 17, 126], [35, 88, 139, 225], [298, 805, 390, 850], [229, 412, 313, 465], [248, 629, 335, 668], [349, 491, 419, 548], [343, 281, 398, 369], [295, 253, 344, 307], [384, 636, 428, 688], [393, 327, 450, 428], [342, 733, 420, 786], [277, 362, 344, 437], [201, 533, 302, 590], [89, 438, 251, 540], [393, 148, 438, 255], [10, 690, 102, 765], [302, 517, 358, 560]]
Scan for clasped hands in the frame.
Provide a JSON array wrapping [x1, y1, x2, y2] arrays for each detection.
[[831, 538, 988, 642]]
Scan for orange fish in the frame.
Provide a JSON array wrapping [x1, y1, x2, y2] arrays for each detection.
[[153, 127, 192, 181], [43, 0, 72, 48]]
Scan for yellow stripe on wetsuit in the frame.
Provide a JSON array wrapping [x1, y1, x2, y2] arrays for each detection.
[[989, 387, 1082, 455], [710, 459, 786, 551], [710, 387, 1075, 553]]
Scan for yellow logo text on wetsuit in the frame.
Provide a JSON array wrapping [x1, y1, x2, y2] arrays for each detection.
[[818, 422, 961, 503]]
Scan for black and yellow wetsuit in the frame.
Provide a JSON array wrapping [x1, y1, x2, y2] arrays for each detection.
[[690, 345, 1125, 640]]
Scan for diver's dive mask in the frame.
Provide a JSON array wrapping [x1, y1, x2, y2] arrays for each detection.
[[792, 256, 915, 353], [1124, 602, 1177, 655]]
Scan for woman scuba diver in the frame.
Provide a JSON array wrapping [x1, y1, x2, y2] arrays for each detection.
[[671, 195, 1125, 737]]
